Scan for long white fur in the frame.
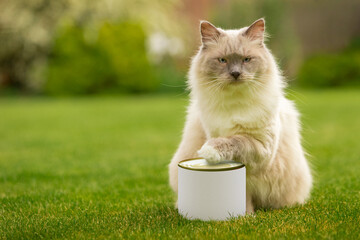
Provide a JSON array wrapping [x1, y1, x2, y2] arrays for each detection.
[[169, 20, 312, 213]]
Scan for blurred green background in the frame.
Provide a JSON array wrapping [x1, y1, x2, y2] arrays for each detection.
[[1, 1, 360, 238], [1, 0, 359, 95]]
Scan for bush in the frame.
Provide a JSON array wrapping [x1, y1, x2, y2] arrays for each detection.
[[45, 21, 159, 95], [297, 39, 360, 88]]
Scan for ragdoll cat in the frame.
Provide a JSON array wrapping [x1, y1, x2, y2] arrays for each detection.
[[169, 18, 312, 213]]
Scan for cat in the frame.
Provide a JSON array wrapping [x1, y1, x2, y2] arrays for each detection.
[[168, 18, 312, 213]]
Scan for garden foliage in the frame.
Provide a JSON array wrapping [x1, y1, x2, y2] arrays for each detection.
[[46, 22, 158, 95], [297, 39, 360, 88]]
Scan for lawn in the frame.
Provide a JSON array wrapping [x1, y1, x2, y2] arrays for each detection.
[[0, 89, 359, 239]]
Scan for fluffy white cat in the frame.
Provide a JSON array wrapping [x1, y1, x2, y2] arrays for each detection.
[[169, 19, 312, 213]]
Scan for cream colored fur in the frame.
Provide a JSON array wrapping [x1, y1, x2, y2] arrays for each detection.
[[169, 19, 312, 213]]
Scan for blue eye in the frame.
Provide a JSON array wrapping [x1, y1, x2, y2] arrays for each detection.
[[218, 58, 227, 63], [243, 57, 251, 63]]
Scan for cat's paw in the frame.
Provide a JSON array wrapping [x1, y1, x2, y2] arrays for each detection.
[[198, 142, 223, 164]]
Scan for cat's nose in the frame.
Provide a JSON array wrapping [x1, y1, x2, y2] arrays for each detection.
[[230, 71, 241, 80]]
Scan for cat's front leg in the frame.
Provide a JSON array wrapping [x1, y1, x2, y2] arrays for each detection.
[[198, 135, 272, 165], [169, 107, 206, 194]]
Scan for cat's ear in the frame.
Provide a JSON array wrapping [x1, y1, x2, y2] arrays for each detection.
[[200, 21, 221, 47], [244, 18, 265, 43]]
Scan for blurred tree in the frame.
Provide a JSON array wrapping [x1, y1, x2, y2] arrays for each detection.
[[0, 0, 68, 92], [45, 24, 112, 94], [0, 0, 188, 94], [46, 21, 158, 94], [98, 22, 158, 93], [297, 38, 360, 88]]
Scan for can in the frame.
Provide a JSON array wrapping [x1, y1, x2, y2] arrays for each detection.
[[178, 158, 246, 221]]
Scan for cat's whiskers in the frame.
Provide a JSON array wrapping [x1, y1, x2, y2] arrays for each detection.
[[244, 78, 267, 96], [199, 78, 226, 93]]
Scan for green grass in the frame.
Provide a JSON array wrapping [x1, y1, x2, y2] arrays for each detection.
[[0, 89, 359, 239]]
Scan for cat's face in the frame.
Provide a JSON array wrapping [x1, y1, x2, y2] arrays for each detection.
[[196, 19, 271, 90]]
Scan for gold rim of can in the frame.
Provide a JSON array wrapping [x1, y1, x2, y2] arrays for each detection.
[[178, 158, 245, 172]]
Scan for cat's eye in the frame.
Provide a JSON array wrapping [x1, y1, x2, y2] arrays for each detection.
[[218, 58, 227, 63], [243, 57, 251, 63]]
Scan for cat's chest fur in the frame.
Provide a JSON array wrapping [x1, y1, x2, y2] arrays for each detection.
[[203, 111, 235, 137], [198, 102, 267, 138]]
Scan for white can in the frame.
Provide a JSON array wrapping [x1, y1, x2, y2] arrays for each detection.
[[178, 158, 246, 221]]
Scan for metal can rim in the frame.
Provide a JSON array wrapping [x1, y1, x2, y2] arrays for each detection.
[[178, 158, 245, 172]]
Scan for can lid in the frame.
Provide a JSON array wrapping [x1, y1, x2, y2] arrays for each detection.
[[178, 158, 245, 171]]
